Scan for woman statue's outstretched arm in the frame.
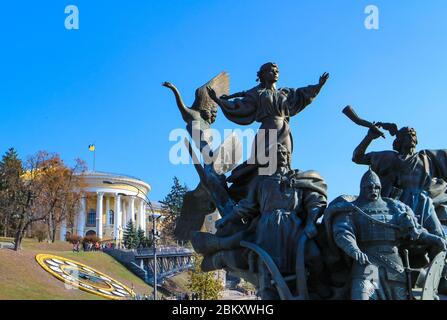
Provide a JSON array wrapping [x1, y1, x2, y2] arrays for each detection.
[[206, 86, 239, 110]]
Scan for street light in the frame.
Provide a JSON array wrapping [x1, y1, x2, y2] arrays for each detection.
[[105, 180, 164, 300], [149, 211, 165, 300]]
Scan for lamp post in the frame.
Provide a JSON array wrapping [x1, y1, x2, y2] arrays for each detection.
[[149, 212, 164, 300], [105, 180, 164, 300]]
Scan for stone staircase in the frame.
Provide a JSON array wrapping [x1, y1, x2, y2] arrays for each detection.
[[104, 248, 149, 283], [0, 237, 15, 249], [104, 247, 192, 285]]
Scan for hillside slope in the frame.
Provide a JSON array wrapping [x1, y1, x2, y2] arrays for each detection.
[[0, 239, 154, 300]]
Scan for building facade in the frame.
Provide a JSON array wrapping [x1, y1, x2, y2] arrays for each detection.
[[60, 171, 151, 243]]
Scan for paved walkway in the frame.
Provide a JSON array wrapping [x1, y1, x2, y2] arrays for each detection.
[[221, 289, 259, 300], [0, 241, 14, 249]]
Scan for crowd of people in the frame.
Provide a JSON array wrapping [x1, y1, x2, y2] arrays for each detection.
[[71, 240, 116, 252]]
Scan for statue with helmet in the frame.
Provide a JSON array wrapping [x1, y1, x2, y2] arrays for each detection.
[[346, 105, 447, 237], [324, 169, 447, 300], [163, 65, 447, 300], [344, 105, 447, 293]]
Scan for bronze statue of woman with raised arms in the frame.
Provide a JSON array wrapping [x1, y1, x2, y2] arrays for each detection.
[[207, 63, 329, 199]]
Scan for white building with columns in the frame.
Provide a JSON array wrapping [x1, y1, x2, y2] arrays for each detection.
[[60, 171, 151, 242]]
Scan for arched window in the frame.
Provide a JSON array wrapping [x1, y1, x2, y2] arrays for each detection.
[[87, 209, 96, 226], [109, 210, 114, 225], [86, 230, 96, 236]]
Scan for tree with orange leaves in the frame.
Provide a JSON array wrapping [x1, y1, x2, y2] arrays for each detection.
[[9, 151, 86, 250]]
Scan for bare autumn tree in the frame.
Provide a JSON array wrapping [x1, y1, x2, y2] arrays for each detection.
[[12, 151, 86, 250], [41, 154, 87, 243]]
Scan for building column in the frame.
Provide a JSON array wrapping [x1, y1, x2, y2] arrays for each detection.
[[96, 192, 104, 239], [128, 196, 135, 224], [139, 200, 146, 234], [106, 196, 110, 226], [121, 199, 126, 227], [136, 199, 140, 231], [77, 195, 86, 236], [114, 193, 122, 244]]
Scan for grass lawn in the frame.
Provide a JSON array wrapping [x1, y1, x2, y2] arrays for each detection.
[[0, 238, 154, 300]]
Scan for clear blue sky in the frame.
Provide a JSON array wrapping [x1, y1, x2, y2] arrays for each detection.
[[1, 1, 446, 202]]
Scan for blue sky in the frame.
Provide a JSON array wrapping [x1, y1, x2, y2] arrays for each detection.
[[0, 1, 446, 201]]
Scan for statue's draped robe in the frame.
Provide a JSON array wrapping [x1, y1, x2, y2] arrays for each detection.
[[218, 84, 322, 200], [231, 170, 327, 274], [365, 149, 447, 237]]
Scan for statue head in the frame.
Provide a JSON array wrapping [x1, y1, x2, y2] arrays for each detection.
[[392, 127, 418, 155], [256, 62, 279, 86], [276, 143, 291, 169], [200, 105, 217, 125], [359, 169, 382, 202]]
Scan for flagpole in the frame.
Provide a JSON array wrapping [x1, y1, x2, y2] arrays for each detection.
[[89, 144, 96, 172], [93, 148, 96, 171]]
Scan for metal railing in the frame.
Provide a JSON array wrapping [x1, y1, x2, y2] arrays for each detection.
[[104, 245, 193, 256], [134, 246, 194, 257]]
